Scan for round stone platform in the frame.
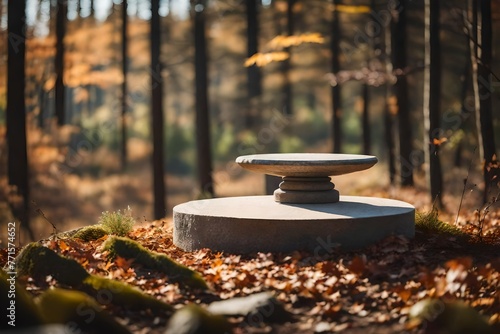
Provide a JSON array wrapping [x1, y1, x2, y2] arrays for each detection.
[[173, 195, 415, 254]]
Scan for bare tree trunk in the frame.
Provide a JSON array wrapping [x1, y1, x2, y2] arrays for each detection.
[[454, 57, 471, 167], [121, 0, 128, 169], [246, 0, 261, 128], [55, 0, 67, 126], [382, 1, 396, 184], [7, 0, 34, 240], [391, 0, 413, 186], [282, 0, 295, 116], [151, 0, 166, 218], [423, 0, 443, 206], [361, 81, 370, 155], [331, 1, 342, 153], [477, 0, 498, 201], [193, 0, 214, 197], [468, 0, 483, 164]]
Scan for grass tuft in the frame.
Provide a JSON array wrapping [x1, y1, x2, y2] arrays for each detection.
[[415, 208, 464, 236], [98, 207, 135, 236]]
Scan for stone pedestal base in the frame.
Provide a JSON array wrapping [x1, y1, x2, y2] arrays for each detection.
[[273, 176, 339, 204], [173, 196, 415, 254]]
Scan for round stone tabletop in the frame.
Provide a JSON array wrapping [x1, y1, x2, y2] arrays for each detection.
[[236, 153, 378, 177]]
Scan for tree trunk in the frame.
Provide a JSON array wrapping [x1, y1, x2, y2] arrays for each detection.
[[193, 0, 214, 197], [282, 0, 295, 116], [391, 0, 413, 186], [151, 0, 166, 218], [121, 0, 128, 169], [7, 0, 33, 239], [382, 0, 396, 184], [90, 0, 94, 17], [55, 0, 67, 126], [331, 1, 342, 153], [468, 0, 482, 164], [361, 83, 370, 155], [423, 0, 443, 206], [246, 0, 261, 128], [454, 56, 472, 168], [477, 0, 498, 201]]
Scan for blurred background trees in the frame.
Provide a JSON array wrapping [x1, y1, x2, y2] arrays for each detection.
[[0, 0, 499, 242]]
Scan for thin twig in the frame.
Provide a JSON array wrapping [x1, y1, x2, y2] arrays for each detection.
[[455, 148, 476, 225], [32, 201, 58, 236]]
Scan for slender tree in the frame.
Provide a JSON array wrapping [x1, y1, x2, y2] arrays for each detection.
[[382, 1, 396, 183], [467, 0, 482, 164], [477, 0, 498, 201], [454, 57, 471, 167], [7, 0, 33, 239], [391, 0, 413, 186], [331, 0, 342, 153], [246, 0, 261, 127], [361, 84, 370, 155], [423, 0, 443, 206], [193, 0, 214, 197], [282, 0, 295, 116], [151, 0, 166, 218], [121, 0, 128, 168], [55, 0, 67, 125]]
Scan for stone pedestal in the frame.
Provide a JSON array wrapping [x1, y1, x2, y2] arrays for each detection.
[[174, 196, 415, 253], [173, 153, 415, 253]]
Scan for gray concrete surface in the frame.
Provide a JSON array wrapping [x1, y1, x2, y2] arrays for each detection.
[[173, 195, 415, 253]]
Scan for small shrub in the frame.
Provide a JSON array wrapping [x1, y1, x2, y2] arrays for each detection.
[[98, 207, 135, 236]]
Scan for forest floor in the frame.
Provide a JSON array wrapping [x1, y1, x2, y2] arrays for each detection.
[[1, 184, 499, 334]]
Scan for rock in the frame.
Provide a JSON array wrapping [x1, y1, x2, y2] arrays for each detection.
[[15, 242, 173, 313], [207, 292, 291, 324], [164, 304, 231, 334], [16, 242, 89, 286], [314, 321, 332, 333], [2, 324, 70, 334], [1, 269, 43, 330], [102, 236, 208, 290], [36, 288, 131, 334], [409, 298, 494, 334], [72, 225, 108, 241]]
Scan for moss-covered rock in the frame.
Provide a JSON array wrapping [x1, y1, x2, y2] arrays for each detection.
[[15, 243, 173, 314], [165, 304, 232, 334], [81, 275, 173, 312], [409, 298, 494, 334], [102, 236, 208, 290], [0, 269, 43, 330], [72, 225, 109, 241], [36, 288, 131, 334], [16, 242, 89, 286]]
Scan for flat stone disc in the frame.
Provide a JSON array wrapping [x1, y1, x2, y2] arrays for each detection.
[[236, 153, 378, 177], [173, 196, 415, 253]]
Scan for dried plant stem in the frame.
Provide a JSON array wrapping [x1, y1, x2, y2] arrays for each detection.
[[455, 150, 475, 225]]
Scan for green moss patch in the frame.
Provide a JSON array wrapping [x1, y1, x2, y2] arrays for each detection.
[[102, 236, 208, 290], [72, 225, 109, 241], [1, 269, 43, 329], [15, 243, 173, 313], [36, 288, 131, 334], [415, 209, 464, 237], [16, 242, 89, 286]]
